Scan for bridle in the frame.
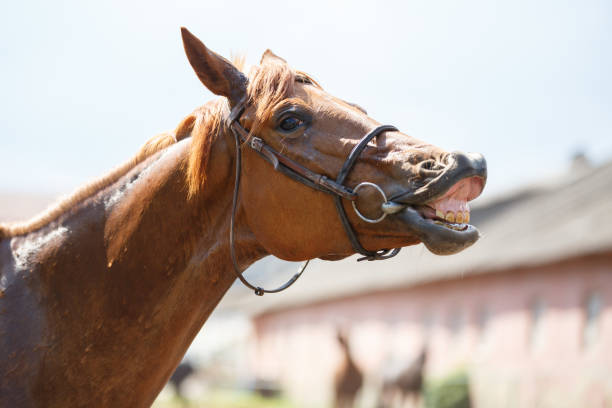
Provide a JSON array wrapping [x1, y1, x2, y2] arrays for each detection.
[[228, 97, 402, 296]]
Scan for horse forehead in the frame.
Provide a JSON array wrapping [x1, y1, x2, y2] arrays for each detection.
[[300, 85, 371, 125]]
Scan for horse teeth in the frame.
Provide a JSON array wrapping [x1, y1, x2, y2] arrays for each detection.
[[445, 212, 455, 223], [456, 211, 464, 223], [431, 201, 471, 224]]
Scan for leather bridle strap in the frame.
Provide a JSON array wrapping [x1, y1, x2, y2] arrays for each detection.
[[229, 128, 308, 296], [227, 98, 401, 296], [332, 124, 401, 262], [230, 119, 357, 200]]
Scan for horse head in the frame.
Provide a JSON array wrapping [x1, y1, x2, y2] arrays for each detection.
[[181, 28, 487, 264]]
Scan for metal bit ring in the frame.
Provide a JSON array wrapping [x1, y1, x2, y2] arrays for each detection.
[[351, 182, 388, 223]]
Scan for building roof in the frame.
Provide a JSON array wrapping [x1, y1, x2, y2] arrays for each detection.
[[221, 159, 612, 315]]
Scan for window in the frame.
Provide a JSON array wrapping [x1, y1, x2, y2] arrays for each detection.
[[422, 312, 434, 337], [529, 298, 546, 350], [449, 308, 463, 337], [476, 305, 490, 344], [583, 293, 602, 349]]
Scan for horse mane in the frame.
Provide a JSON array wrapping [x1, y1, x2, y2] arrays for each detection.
[[1, 57, 319, 238], [0, 118, 191, 238]]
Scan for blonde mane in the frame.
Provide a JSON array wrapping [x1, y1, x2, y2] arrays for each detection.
[[1, 57, 316, 238]]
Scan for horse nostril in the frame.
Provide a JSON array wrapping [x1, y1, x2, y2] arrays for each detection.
[[417, 159, 445, 176], [420, 160, 435, 170]]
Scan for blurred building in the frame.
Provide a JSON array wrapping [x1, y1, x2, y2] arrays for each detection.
[[227, 159, 612, 407]]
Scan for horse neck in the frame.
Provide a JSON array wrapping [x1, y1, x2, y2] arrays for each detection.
[[2, 130, 267, 406]]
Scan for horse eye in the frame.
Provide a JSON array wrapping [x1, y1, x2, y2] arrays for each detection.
[[279, 117, 303, 132]]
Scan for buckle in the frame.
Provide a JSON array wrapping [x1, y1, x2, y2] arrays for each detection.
[[250, 137, 264, 151]]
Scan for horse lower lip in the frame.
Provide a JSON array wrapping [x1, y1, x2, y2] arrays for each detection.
[[396, 206, 480, 255]]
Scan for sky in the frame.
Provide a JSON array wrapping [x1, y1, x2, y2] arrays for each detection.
[[1, 0, 611, 200]]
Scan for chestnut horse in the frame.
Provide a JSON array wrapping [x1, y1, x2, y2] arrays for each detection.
[[0, 28, 486, 407]]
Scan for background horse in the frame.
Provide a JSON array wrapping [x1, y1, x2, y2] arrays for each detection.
[[379, 348, 428, 408], [334, 330, 364, 408], [169, 361, 195, 402], [0, 28, 486, 407]]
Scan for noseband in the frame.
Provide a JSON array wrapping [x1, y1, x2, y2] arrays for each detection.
[[228, 98, 401, 296]]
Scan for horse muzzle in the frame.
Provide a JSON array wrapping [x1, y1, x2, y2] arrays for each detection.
[[381, 151, 487, 255]]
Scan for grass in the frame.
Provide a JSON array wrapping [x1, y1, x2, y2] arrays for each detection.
[[152, 389, 295, 408]]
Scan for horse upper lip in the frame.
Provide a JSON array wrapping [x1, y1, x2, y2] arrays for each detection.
[[389, 151, 487, 205]]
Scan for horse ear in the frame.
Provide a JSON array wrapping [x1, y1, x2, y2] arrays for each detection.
[[181, 27, 248, 107], [260, 49, 287, 65]]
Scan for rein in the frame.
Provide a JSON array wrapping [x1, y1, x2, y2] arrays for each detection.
[[228, 98, 401, 296]]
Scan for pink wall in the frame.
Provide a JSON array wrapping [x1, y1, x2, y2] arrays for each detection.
[[251, 252, 612, 407]]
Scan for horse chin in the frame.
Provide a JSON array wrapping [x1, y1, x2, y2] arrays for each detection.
[[396, 206, 481, 256], [318, 254, 352, 261]]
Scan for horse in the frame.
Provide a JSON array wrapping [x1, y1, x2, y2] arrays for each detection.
[[168, 361, 195, 401], [0, 27, 487, 407], [378, 348, 427, 408], [334, 330, 364, 408]]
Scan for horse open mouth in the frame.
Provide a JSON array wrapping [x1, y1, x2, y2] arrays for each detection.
[[377, 150, 487, 255], [391, 174, 486, 255], [397, 176, 485, 255]]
